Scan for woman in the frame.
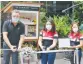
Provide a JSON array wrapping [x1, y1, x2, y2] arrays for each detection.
[[38, 19, 58, 64], [68, 22, 83, 64]]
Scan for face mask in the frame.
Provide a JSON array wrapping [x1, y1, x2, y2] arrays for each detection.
[[73, 28, 78, 32], [12, 17, 19, 23], [46, 25, 52, 30]]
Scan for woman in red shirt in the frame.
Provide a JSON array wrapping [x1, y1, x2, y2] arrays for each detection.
[[38, 19, 58, 64], [68, 22, 83, 64]]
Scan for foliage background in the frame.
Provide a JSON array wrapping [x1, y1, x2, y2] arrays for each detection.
[[1, 1, 83, 50], [39, 1, 83, 37]]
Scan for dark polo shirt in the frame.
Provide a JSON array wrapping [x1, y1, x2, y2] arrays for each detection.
[[2, 21, 25, 45]]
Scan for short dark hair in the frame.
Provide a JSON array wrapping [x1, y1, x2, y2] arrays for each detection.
[[12, 10, 20, 15]]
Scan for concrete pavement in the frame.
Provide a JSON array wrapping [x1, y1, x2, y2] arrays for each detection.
[[1, 52, 83, 64]]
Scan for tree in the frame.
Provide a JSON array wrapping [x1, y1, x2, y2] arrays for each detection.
[[73, 1, 83, 24]]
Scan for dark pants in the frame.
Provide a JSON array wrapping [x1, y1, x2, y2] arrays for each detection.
[[69, 50, 82, 64], [3, 42, 18, 64], [41, 52, 56, 64]]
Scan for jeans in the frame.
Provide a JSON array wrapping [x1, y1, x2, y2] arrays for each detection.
[[3, 42, 18, 64], [69, 50, 82, 64], [41, 52, 56, 64]]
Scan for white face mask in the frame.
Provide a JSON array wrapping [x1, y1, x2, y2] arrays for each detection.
[[73, 28, 78, 32], [12, 17, 19, 23], [46, 25, 52, 31]]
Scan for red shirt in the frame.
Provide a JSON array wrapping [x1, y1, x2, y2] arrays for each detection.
[[68, 32, 83, 42], [40, 30, 58, 40]]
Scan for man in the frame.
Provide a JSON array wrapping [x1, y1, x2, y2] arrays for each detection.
[[2, 10, 25, 64]]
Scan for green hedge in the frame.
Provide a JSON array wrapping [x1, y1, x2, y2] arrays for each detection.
[[54, 15, 71, 37]]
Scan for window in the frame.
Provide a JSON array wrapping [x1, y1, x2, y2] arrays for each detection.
[[19, 10, 39, 39]]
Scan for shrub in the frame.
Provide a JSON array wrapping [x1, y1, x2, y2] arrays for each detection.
[[54, 15, 71, 37]]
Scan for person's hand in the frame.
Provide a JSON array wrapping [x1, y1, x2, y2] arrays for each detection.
[[41, 46, 46, 51], [18, 45, 21, 51], [46, 47, 50, 51], [71, 46, 76, 49], [10, 45, 17, 52]]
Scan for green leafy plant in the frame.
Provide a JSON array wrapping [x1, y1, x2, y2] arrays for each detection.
[[54, 15, 71, 37], [73, 1, 83, 23]]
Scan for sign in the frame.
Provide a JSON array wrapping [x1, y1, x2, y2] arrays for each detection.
[[58, 38, 71, 48], [13, 6, 39, 11]]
